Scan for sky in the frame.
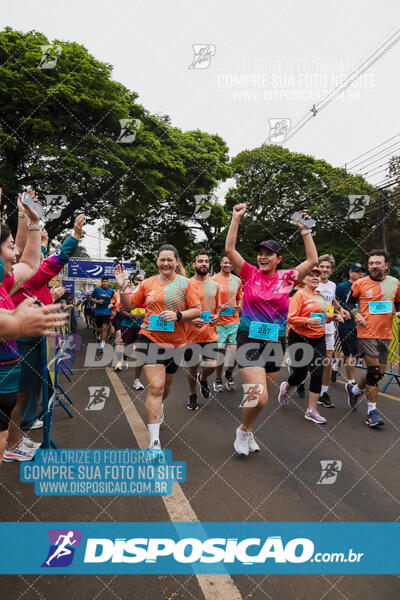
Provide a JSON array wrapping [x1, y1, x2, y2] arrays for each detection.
[[2, 0, 400, 257]]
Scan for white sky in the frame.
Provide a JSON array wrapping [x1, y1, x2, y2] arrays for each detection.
[[3, 0, 400, 257]]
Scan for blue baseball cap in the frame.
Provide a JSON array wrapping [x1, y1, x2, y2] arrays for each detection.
[[349, 263, 364, 272]]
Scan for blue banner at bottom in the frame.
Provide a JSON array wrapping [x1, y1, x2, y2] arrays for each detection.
[[0, 522, 397, 574]]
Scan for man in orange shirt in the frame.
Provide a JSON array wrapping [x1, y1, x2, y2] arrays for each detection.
[[212, 256, 243, 392], [185, 250, 222, 410], [346, 249, 400, 427]]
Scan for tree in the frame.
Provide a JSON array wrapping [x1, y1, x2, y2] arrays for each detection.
[[225, 145, 376, 279]]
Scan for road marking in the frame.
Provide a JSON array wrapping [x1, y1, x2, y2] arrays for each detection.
[[337, 379, 400, 402], [106, 368, 243, 600]]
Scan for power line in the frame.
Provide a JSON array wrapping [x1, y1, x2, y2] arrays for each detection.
[[284, 28, 400, 143], [345, 132, 400, 168]]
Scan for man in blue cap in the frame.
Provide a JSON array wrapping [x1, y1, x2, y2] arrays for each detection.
[[335, 263, 365, 389]]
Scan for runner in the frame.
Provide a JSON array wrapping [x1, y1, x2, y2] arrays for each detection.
[[115, 244, 201, 450], [278, 267, 343, 424], [212, 256, 242, 392], [335, 263, 365, 386], [225, 203, 318, 456], [345, 250, 400, 426], [315, 254, 337, 408], [90, 276, 114, 354], [185, 250, 221, 410]]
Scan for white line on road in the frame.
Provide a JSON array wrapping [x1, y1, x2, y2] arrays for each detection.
[[106, 368, 243, 600]]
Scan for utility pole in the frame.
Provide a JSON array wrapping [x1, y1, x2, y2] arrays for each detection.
[[98, 226, 102, 259]]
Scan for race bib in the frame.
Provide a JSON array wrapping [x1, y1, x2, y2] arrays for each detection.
[[369, 301, 392, 314], [310, 312, 326, 325], [326, 306, 334, 316], [131, 308, 145, 315], [201, 311, 212, 323], [148, 315, 175, 332], [220, 306, 235, 316], [249, 321, 279, 341]]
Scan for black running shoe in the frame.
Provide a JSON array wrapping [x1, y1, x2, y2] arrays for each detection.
[[318, 392, 335, 408], [296, 383, 305, 399], [197, 374, 210, 399], [187, 394, 199, 411]]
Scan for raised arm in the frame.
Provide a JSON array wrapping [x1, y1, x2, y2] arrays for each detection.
[[225, 203, 246, 274], [11, 203, 41, 294], [294, 215, 318, 282]]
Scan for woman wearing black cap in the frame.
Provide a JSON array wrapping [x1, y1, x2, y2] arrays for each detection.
[[225, 203, 318, 456]]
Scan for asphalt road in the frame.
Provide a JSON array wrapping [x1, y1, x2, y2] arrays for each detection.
[[1, 318, 399, 599]]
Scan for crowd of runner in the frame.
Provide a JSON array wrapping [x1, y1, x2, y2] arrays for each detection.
[[1, 189, 399, 462]]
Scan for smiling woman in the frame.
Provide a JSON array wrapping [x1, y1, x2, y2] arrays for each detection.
[[115, 244, 201, 452], [225, 203, 319, 456]]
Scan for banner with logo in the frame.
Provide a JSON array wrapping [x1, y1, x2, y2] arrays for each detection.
[[67, 260, 135, 279], [62, 280, 75, 297], [0, 522, 397, 574]]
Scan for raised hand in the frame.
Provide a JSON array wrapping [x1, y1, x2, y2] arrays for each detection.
[[73, 214, 86, 239], [232, 203, 247, 219]]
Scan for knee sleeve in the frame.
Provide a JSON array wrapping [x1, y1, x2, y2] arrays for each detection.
[[366, 365, 383, 386]]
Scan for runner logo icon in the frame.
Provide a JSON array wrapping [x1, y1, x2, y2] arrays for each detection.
[[42, 529, 82, 567], [317, 460, 342, 485]]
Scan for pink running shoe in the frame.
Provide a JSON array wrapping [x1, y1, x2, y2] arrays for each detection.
[[305, 408, 326, 424]]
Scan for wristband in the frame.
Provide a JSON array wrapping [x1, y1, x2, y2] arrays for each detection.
[[176, 311, 182, 322], [27, 224, 41, 230], [301, 229, 312, 236]]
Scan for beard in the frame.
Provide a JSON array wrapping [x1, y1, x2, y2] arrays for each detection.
[[195, 266, 209, 276]]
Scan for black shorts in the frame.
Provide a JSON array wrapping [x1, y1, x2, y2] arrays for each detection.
[[236, 328, 286, 373], [183, 341, 219, 365], [121, 326, 141, 346], [95, 314, 111, 328], [0, 393, 17, 431], [338, 326, 358, 357], [135, 334, 180, 374], [112, 313, 122, 331]]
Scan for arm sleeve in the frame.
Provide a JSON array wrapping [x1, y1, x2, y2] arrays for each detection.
[[347, 281, 360, 312], [287, 291, 308, 327], [26, 236, 79, 290]]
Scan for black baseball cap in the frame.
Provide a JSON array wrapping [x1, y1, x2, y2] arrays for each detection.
[[256, 240, 281, 255], [349, 263, 364, 272]]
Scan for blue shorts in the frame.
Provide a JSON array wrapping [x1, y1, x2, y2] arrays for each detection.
[[216, 324, 239, 349], [0, 362, 21, 394]]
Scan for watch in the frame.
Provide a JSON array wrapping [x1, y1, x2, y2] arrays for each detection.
[[176, 311, 182, 322]]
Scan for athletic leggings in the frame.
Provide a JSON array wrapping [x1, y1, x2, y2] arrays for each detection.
[[287, 328, 326, 394]]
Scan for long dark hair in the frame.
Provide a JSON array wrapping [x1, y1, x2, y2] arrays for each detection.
[[157, 244, 186, 277], [0, 223, 11, 249]]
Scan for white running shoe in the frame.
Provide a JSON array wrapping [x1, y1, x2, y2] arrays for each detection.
[[133, 378, 144, 390], [30, 419, 43, 430], [3, 440, 35, 462], [234, 426, 250, 456], [22, 435, 41, 450], [248, 432, 260, 453], [114, 361, 122, 372]]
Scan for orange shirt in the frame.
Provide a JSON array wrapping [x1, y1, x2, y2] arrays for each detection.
[[109, 291, 120, 318], [212, 272, 242, 326], [287, 288, 326, 338], [130, 274, 200, 347], [187, 277, 221, 343], [351, 275, 400, 339]]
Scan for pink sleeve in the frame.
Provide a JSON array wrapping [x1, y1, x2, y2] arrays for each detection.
[[239, 261, 256, 284]]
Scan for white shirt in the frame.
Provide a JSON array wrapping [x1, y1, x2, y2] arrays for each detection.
[[317, 280, 336, 335]]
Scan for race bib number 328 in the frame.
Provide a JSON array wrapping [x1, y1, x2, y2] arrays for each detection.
[[148, 315, 175, 332]]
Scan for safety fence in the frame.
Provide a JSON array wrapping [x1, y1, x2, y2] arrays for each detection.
[[41, 324, 79, 449]]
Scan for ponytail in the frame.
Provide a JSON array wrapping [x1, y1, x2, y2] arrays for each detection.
[[175, 261, 186, 277]]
